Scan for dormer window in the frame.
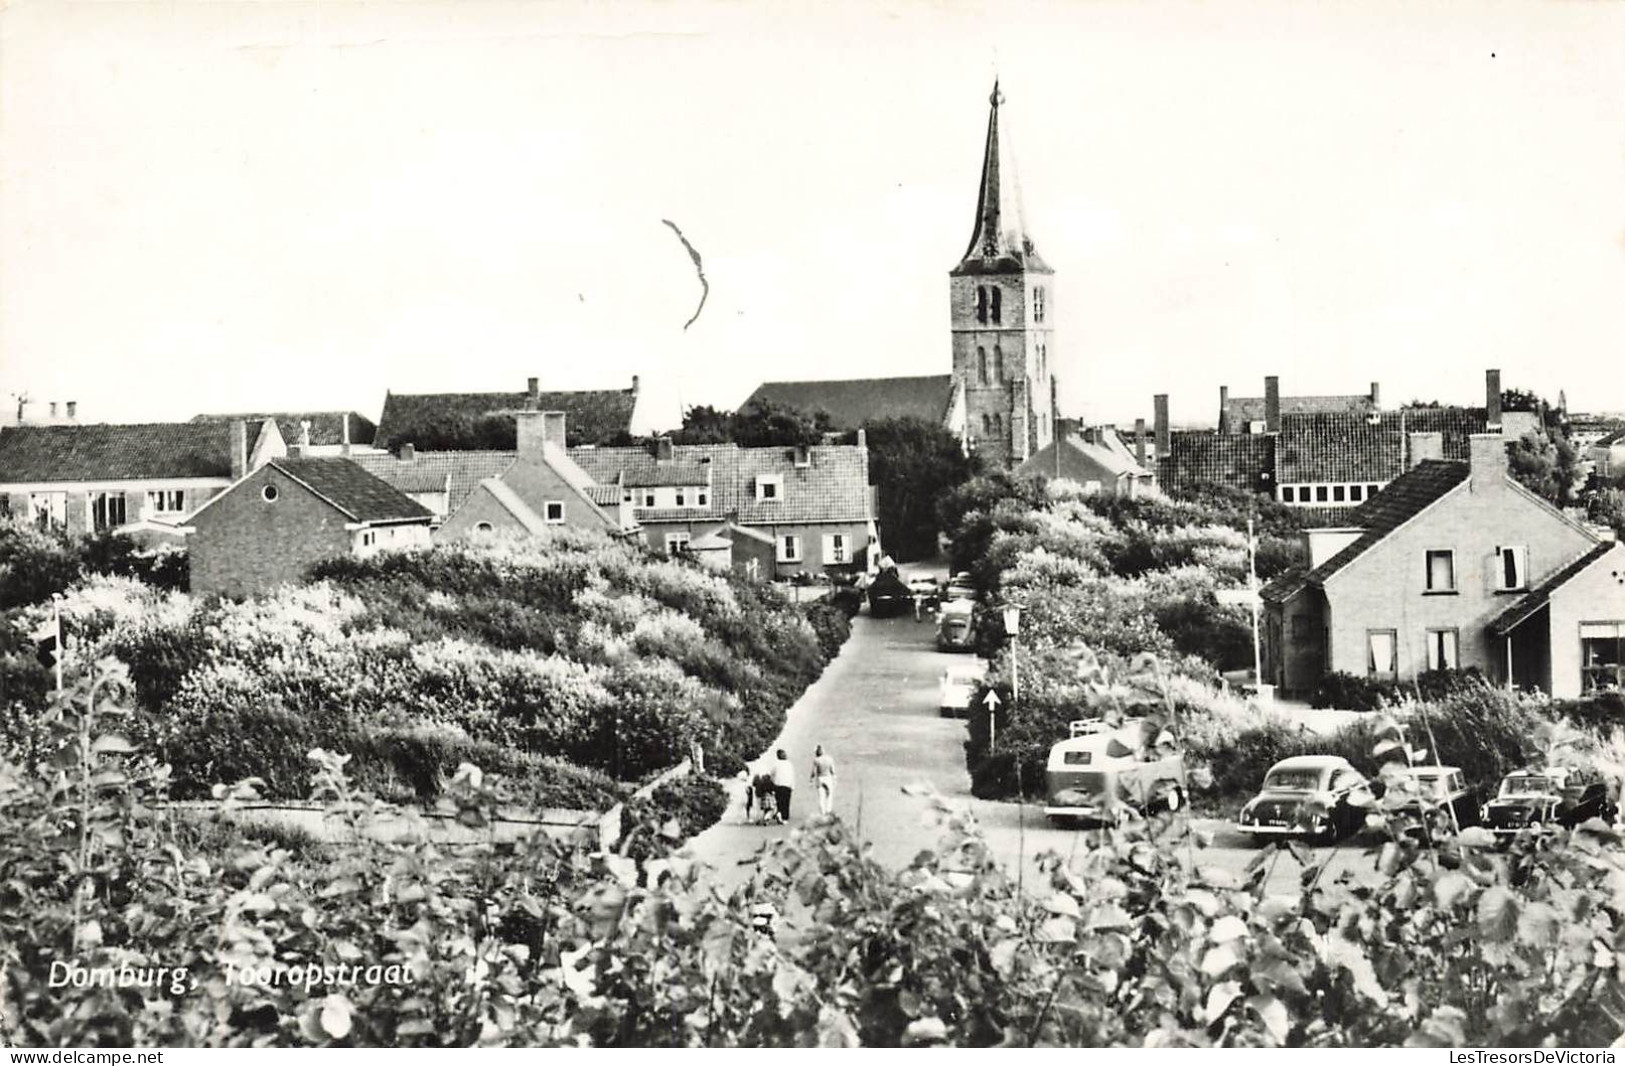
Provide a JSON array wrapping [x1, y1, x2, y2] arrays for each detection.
[[644, 492, 656, 508], [755, 475, 783, 501], [697, 492, 707, 507], [793, 446, 811, 468]]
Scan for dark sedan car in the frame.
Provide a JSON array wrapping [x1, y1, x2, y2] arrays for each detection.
[[1387, 765, 1478, 843], [1237, 755, 1374, 843], [1481, 767, 1618, 840], [866, 568, 912, 618]]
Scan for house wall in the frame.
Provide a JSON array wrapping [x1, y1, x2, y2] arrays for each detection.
[[500, 460, 619, 533], [189, 466, 353, 598], [1544, 544, 1625, 699], [3, 478, 230, 532], [1275, 592, 1329, 696], [353, 522, 432, 558], [752, 520, 872, 574], [634, 518, 729, 556], [435, 485, 536, 541], [1322, 478, 1596, 683]]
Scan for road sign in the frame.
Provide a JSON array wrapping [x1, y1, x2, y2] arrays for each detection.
[[982, 690, 1002, 710]]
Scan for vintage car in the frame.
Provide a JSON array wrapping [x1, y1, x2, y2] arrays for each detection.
[[906, 573, 941, 606], [936, 598, 978, 651], [866, 567, 912, 618], [1480, 766, 1618, 839], [1236, 755, 1374, 843], [1044, 718, 1185, 827], [938, 662, 986, 717], [944, 572, 978, 603], [1385, 764, 1478, 842]]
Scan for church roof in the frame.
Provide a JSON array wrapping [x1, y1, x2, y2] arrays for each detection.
[[951, 82, 1050, 276], [743, 375, 958, 431]]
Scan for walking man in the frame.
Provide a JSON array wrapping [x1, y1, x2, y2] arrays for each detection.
[[771, 748, 796, 823], [811, 744, 837, 817]]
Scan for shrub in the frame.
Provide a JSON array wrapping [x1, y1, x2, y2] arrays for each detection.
[[804, 598, 854, 660], [1309, 671, 1399, 711], [621, 774, 729, 860]]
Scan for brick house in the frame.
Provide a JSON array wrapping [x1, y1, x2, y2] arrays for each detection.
[[1261, 434, 1617, 697], [568, 435, 878, 577], [185, 456, 433, 598], [0, 418, 284, 538]]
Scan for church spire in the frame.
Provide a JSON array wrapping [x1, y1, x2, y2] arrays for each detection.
[[956, 81, 1047, 273]]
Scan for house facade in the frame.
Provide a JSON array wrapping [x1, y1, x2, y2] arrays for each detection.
[[1261, 434, 1613, 697], [1589, 429, 1625, 480], [0, 419, 284, 539], [186, 456, 433, 598]]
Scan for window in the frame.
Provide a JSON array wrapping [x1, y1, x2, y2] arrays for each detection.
[[1426, 629, 1459, 671], [1280, 486, 1296, 503], [990, 286, 1002, 324], [1582, 622, 1625, 692], [697, 492, 707, 507], [977, 347, 989, 385], [544, 501, 564, 524], [755, 476, 783, 501], [1033, 286, 1046, 323], [1332, 485, 1346, 503], [675, 490, 686, 507], [1495, 546, 1528, 591], [665, 532, 691, 556], [361, 531, 375, 548], [90, 492, 127, 531], [262, 485, 279, 502], [793, 447, 812, 469], [777, 534, 802, 563], [28, 492, 66, 530], [474, 521, 494, 538], [643, 493, 655, 508], [981, 413, 992, 434], [1349, 485, 1364, 503], [822, 533, 849, 564], [147, 489, 185, 514], [994, 345, 1004, 381], [1315, 486, 1329, 502], [976, 286, 988, 324], [992, 413, 1003, 436], [623, 491, 633, 503], [1425, 549, 1456, 593], [1367, 629, 1398, 678]]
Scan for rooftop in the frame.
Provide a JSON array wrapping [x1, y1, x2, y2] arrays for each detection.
[[266, 458, 434, 524], [743, 375, 957, 431], [0, 421, 249, 483]]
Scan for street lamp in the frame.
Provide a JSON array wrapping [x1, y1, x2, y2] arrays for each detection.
[[1001, 604, 1023, 749]]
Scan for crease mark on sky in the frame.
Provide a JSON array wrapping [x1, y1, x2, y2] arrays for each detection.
[[662, 219, 708, 330]]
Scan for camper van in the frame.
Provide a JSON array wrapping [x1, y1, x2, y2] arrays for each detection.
[[1044, 718, 1186, 827]]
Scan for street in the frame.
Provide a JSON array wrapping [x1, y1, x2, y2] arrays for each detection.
[[687, 607, 1379, 895]]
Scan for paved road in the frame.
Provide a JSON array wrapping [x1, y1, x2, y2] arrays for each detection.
[[687, 609, 1377, 895]]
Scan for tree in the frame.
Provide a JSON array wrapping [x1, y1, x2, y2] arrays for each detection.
[[1507, 429, 1582, 508], [861, 416, 979, 563], [671, 400, 833, 448]]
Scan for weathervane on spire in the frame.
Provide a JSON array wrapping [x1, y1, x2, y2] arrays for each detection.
[[990, 80, 1004, 108]]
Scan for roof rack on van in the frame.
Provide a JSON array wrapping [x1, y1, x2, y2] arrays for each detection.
[[1068, 718, 1108, 738]]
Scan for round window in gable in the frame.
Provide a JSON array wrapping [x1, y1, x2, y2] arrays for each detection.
[[262, 485, 279, 502], [474, 521, 494, 536]]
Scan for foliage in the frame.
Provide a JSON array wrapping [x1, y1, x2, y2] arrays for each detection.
[[1507, 429, 1582, 509], [803, 598, 855, 661], [620, 774, 729, 862], [860, 416, 979, 562], [671, 399, 834, 448]]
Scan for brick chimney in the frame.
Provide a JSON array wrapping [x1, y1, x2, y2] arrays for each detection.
[[655, 436, 674, 461], [1468, 431, 1509, 487], [1485, 368, 1502, 429], [543, 411, 567, 449], [1154, 394, 1170, 456], [1134, 418, 1147, 466], [1218, 385, 1230, 432], [631, 375, 641, 396], [1264, 376, 1281, 433], [1370, 381, 1381, 410], [1407, 431, 1444, 468], [400, 442, 416, 462], [340, 413, 352, 456], [230, 420, 248, 480], [527, 377, 540, 409], [516, 410, 548, 458], [856, 427, 867, 452], [48, 402, 58, 419]]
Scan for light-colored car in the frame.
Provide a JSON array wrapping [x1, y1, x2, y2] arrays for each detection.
[[936, 598, 978, 651], [938, 663, 985, 717]]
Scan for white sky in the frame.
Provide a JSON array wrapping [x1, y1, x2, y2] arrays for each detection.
[[2, 0, 1622, 432]]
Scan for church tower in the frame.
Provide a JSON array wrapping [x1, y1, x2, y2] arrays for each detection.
[[949, 81, 1056, 467]]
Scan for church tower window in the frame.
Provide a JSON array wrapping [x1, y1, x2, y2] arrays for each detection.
[[990, 286, 1002, 324], [1033, 286, 1046, 323], [994, 345, 1004, 382], [976, 287, 988, 325], [977, 347, 989, 384], [981, 413, 991, 434], [992, 413, 1003, 436]]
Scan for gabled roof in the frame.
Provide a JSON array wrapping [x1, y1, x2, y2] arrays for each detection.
[[1276, 412, 1405, 484], [1158, 432, 1275, 497], [0, 421, 248, 483], [192, 411, 376, 447], [350, 451, 516, 514], [1260, 566, 1311, 605], [743, 375, 958, 431], [374, 386, 636, 450], [623, 461, 710, 488], [1488, 542, 1618, 637], [1305, 460, 1470, 586], [1223, 394, 1374, 428], [1014, 433, 1149, 483], [1594, 428, 1625, 448], [263, 458, 434, 524]]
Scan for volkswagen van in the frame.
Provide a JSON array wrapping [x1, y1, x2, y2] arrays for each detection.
[[1044, 718, 1185, 827]]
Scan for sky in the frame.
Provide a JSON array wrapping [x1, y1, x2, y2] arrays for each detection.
[[2, 0, 1622, 433]]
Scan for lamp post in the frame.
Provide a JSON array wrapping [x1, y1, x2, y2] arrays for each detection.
[[1002, 604, 1023, 750]]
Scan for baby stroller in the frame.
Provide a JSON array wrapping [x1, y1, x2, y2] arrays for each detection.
[[746, 772, 781, 825]]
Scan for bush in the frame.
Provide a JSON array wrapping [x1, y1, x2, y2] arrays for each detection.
[[804, 598, 854, 660], [1554, 690, 1625, 733], [621, 774, 729, 860], [1309, 671, 1399, 711]]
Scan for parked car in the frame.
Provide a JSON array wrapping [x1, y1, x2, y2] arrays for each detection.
[[936, 598, 978, 651], [944, 572, 977, 603], [1236, 755, 1373, 843], [907, 574, 941, 606], [1044, 718, 1185, 827], [1386, 764, 1478, 843], [1481, 766, 1618, 840], [938, 663, 985, 717], [866, 567, 912, 618]]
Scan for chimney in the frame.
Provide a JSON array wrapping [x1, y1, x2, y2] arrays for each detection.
[[1370, 382, 1381, 410], [49, 402, 58, 419], [400, 442, 416, 462], [542, 410, 567, 449], [1468, 431, 1509, 486], [856, 427, 867, 452], [230, 420, 248, 480], [527, 376, 540, 409], [516, 410, 548, 458], [1218, 385, 1230, 432], [1154, 394, 1170, 456], [1264, 376, 1281, 433], [14, 397, 27, 424], [631, 375, 641, 396], [655, 436, 674, 462], [1134, 418, 1147, 466], [1485, 369, 1502, 429], [340, 412, 351, 456], [1407, 431, 1444, 468], [66, 401, 77, 420]]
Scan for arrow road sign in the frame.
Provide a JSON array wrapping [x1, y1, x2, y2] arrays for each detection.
[[982, 690, 1002, 710]]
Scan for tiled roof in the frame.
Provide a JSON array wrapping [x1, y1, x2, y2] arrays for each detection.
[[743, 375, 957, 431], [1015, 434, 1146, 483], [193, 411, 376, 447], [1261, 566, 1310, 605], [1305, 460, 1469, 586], [1401, 406, 1491, 459], [1594, 428, 1625, 448], [268, 458, 434, 524], [635, 508, 726, 523], [1292, 504, 1365, 527], [584, 484, 624, 507], [1224, 394, 1373, 428], [1276, 412, 1406, 484], [374, 386, 637, 449], [1158, 432, 1275, 497], [623, 462, 710, 488], [351, 451, 516, 514], [0, 421, 242, 483], [1488, 542, 1616, 636]]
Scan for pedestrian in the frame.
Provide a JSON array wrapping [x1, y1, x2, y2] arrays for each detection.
[[771, 748, 796, 823], [811, 744, 837, 816], [752, 770, 778, 824]]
